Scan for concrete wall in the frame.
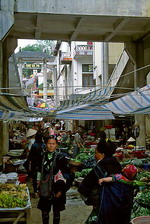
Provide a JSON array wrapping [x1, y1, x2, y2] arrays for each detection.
[[16, 0, 150, 17], [109, 43, 124, 64], [0, 0, 14, 40]]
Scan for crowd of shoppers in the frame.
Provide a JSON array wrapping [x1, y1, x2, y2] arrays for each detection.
[[21, 124, 135, 224]]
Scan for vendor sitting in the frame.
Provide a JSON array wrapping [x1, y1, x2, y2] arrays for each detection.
[[126, 137, 136, 148]]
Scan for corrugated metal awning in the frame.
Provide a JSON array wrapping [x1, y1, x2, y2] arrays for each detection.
[[102, 85, 150, 115], [57, 87, 113, 111], [0, 94, 30, 112], [56, 104, 114, 120]]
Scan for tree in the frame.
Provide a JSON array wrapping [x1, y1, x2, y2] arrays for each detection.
[[22, 40, 55, 55]]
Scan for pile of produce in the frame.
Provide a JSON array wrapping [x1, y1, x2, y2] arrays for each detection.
[[0, 183, 28, 208], [132, 189, 150, 218], [120, 158, 150, 168], [136, 170, 150, 185], [131, 169, 150, 218], [75, 168, 92, 178], [135, 189, 150, 208], [73, 148, 95, 167]]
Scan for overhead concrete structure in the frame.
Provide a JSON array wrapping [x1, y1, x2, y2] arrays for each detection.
[[1, 0, 150, 42]]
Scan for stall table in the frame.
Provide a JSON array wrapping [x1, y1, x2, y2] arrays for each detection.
[[0, 186, 31, 224], [0, 207, 31, 224]]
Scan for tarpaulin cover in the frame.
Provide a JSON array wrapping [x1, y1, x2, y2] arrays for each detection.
[[0, 94, 30, 112], [102, 85, 150, 114], [55, 104, 114, 120]]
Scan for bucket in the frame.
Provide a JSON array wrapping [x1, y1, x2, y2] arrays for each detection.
[[143, 163, 150, 170], [131, 216, 150, 224], [18, 174, 28, 183]]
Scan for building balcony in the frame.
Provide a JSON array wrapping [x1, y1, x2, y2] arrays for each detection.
[[74, 45, 93, 58], [61, 52, 72, 64], [39, 89, 54, 97]]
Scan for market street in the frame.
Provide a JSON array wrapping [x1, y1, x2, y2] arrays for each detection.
[[30, 186, 92, 224]]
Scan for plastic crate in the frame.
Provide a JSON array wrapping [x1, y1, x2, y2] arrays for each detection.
[[131, 216, 150, 224]]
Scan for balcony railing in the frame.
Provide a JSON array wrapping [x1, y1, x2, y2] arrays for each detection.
[[61, 52, 72, 64], [75, 45, 93, 56]]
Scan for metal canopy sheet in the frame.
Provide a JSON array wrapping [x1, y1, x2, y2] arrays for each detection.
[[0, 110, 16, 120], [55, 104, 114, 120], [102, 85, 150, 114], [57, 87, 113, 111], [0, 94, 30, 112]]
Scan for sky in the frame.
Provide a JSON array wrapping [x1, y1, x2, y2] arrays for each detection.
[[15, 39, 37, 52]]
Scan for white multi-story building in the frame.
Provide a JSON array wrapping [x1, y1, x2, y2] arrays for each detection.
[[54, 41, 125, 131]]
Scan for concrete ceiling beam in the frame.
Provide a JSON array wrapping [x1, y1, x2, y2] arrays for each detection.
[[104, 18, 130, 42], [69, 17, 84, 41], [35, 15, 43, 39]]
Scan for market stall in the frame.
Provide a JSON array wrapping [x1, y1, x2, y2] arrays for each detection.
[[70, 140, 150, 219], [3, 149, 26, 173], [0, 177, 31, 224]]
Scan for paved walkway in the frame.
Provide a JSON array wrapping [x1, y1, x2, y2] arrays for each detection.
[[30, 185, 92, 224]]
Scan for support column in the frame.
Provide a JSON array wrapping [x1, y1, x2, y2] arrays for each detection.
[[2, 37, 17, 90], [125, 42, 137, 89], [135, 41, 146, 147], [125, 41, 147, 147], [0, 37, 17, 161], [0, 0, 14, 41], [18, 61, 23, 84], [0, 43, 3, 88], [53, 65, 58, 105], [0, 121, 9, 163], [43, 59, 47, 102], [136, 41, 146, 88], [3, 40, 9, 90], [102, 42, 109, 87]]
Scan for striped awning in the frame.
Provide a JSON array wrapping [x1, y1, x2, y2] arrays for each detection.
[[0, 94, 30, 112], [102, 85, 150, 115], [55, 104, 114, 120], [29, 106, 56, 112], [0, 110, 17, 120], [0, 110, 43, 121], [57, 87, 113, 111]]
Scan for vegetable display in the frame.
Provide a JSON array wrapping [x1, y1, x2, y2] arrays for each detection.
[[0, 183, 28, 208]]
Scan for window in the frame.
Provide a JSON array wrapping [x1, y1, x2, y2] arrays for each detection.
[[82, 64, 93, 72]]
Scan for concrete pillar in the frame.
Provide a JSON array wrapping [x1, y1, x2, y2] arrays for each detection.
[[125, 41, 147, 147], [144, 38, 150, 137], [134, 115, 146, 147], [65, 65, 68, 100], [0, 43, 3, 88], [125, 42, 137, 89], [43, 59, 47, 102], [135, 41, 146, 147], [136, 41, 146, 88], [102, 42, 109, 87], [0, 121, 9, 164], [2, 40, 9, 90], [18, 61, 23, 84], [1, 37, 17, 91], [0, 42, 9, 161], [0, 0, 14, 41], [53, 65, 58, 105], [0, 37, 17, 160]]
